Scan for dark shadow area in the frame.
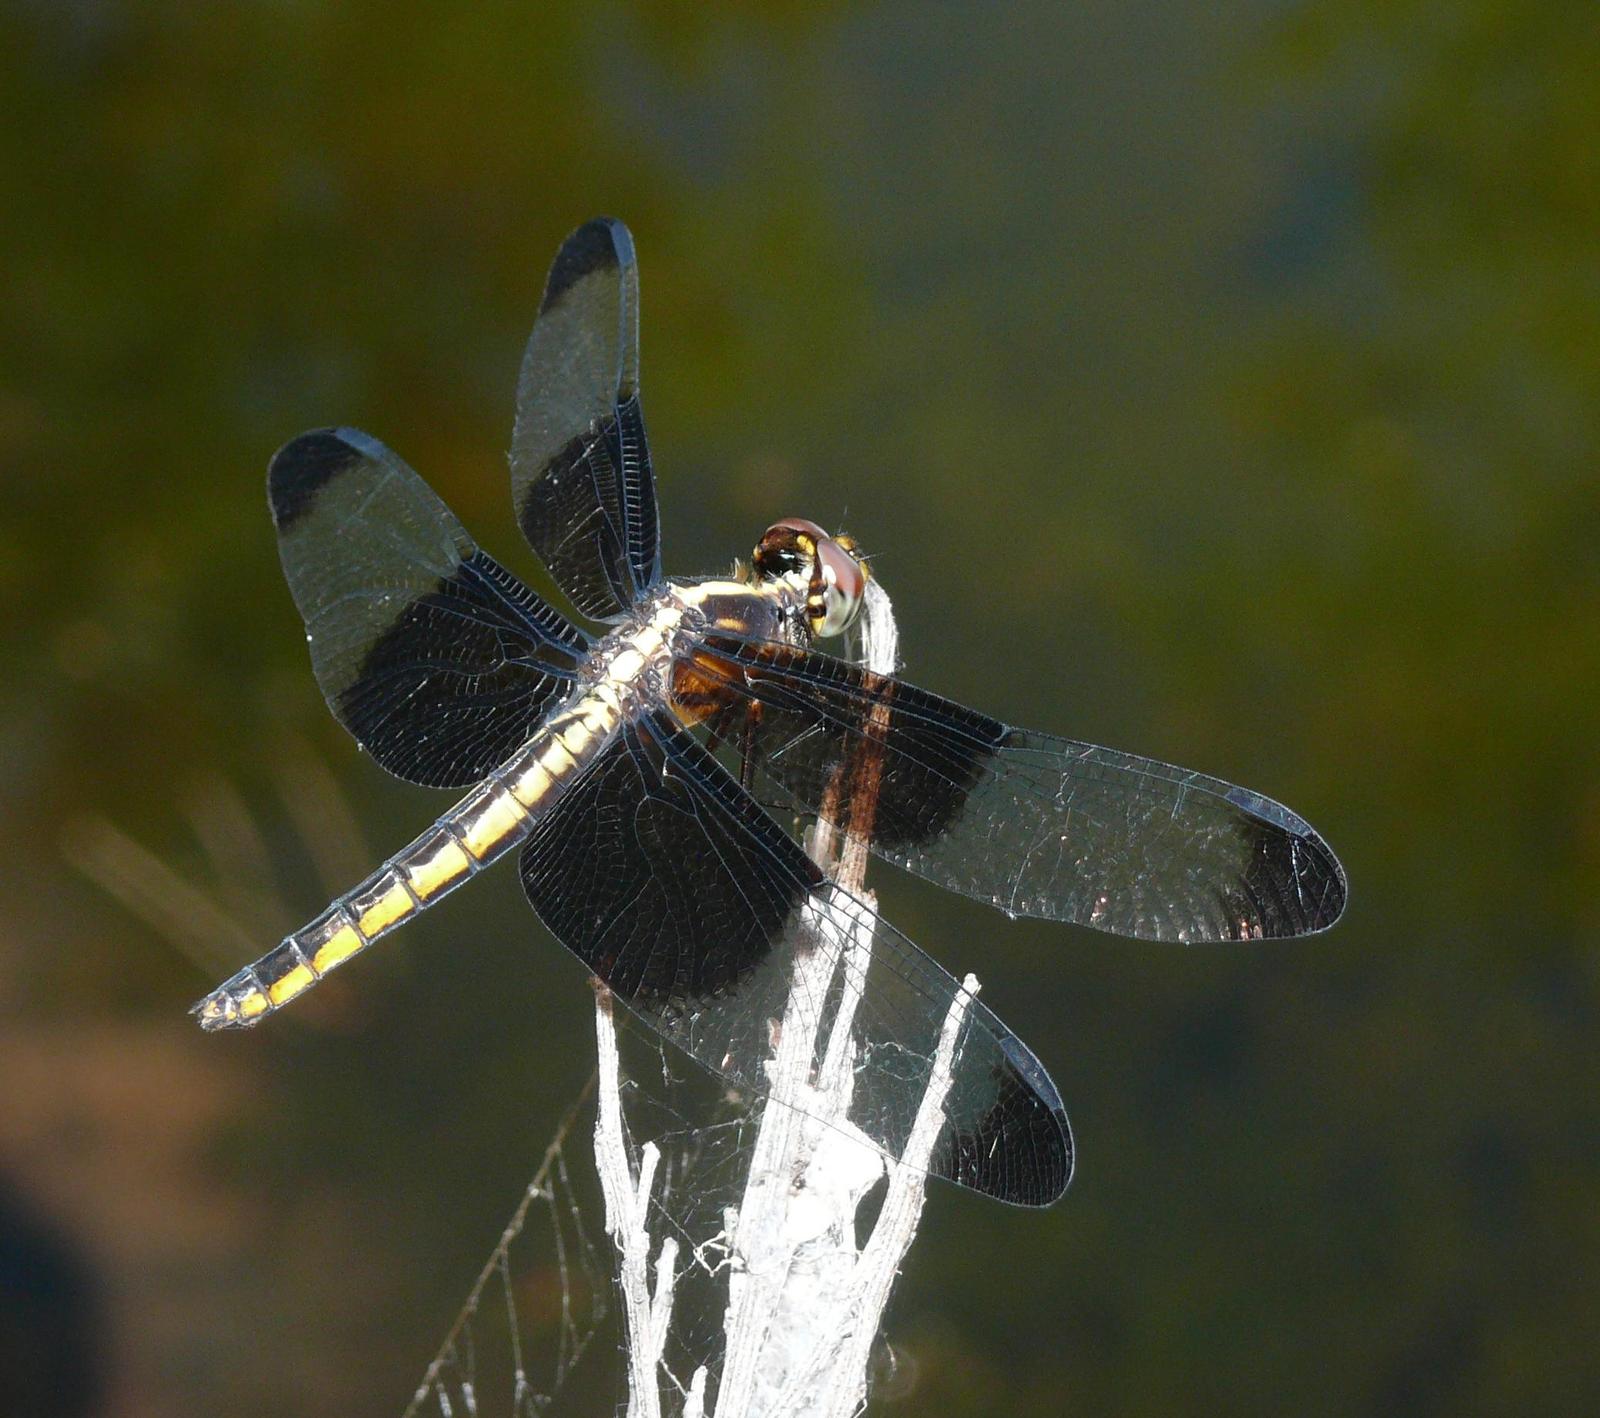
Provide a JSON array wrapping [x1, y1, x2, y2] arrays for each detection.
[[0, 1177, 107, 1418]]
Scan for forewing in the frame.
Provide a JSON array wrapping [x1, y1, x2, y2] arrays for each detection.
[[518, 711, 1072, 1207], [510, 218, 662, 621], [270, 427, 589, 788], [683, 636, 1347, 942]]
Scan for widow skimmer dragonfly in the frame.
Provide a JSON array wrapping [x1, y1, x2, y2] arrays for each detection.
[[194, 219, 1345, 1207]]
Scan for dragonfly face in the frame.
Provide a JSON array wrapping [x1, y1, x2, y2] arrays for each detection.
[[193, 218, 1347, 1207], [751, 517, 870, 640]]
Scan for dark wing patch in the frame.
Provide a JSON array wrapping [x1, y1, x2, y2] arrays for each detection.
[[521, 708, 812, 1004], [268, 427, 363, 531], [510, 217, 661, 622], [681, 635, 1347, 943], [518, 711, 1073, 1206], [541, 218, 623, 313], [271, 427, 589, 789]]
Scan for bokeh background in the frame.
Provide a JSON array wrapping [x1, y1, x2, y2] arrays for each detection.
[[3, 1, 1597, 1414]]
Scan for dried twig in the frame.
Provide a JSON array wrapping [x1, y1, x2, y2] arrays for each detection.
[[596, 578, 976, 1417]]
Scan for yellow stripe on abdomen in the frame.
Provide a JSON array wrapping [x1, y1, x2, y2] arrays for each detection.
[[191, 692, 624, 1032], [398, 826, 474, 901], [347, 870, 413, 944]]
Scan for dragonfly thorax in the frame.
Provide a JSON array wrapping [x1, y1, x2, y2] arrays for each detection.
[[579, 578, 795, 715], [579, 586, 694, 709]]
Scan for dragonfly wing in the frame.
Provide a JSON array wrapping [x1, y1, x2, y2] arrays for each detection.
[[510, 218, 662, 621], [517, 709, 1072, 1206], [680, 635, 1347, 942], [270, 427, 588, 788]]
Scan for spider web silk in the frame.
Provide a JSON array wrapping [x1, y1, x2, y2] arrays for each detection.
[[402, 1082, 610, 1418]]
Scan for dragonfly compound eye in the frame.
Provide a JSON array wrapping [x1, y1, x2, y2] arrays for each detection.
[[753, 518, 866, 639], [809, 533, 867, 638]]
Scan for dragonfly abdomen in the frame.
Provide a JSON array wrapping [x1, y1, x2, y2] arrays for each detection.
[[191, 694, 624, 1030]]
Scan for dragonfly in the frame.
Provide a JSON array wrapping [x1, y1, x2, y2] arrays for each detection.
[[193, 218, 1346, 1207]]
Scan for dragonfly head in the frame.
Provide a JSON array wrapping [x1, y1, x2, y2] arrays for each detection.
[[752, 517, 869, 640]]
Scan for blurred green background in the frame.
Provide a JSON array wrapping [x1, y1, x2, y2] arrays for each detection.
[[3, 0, 1597, 1414]]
